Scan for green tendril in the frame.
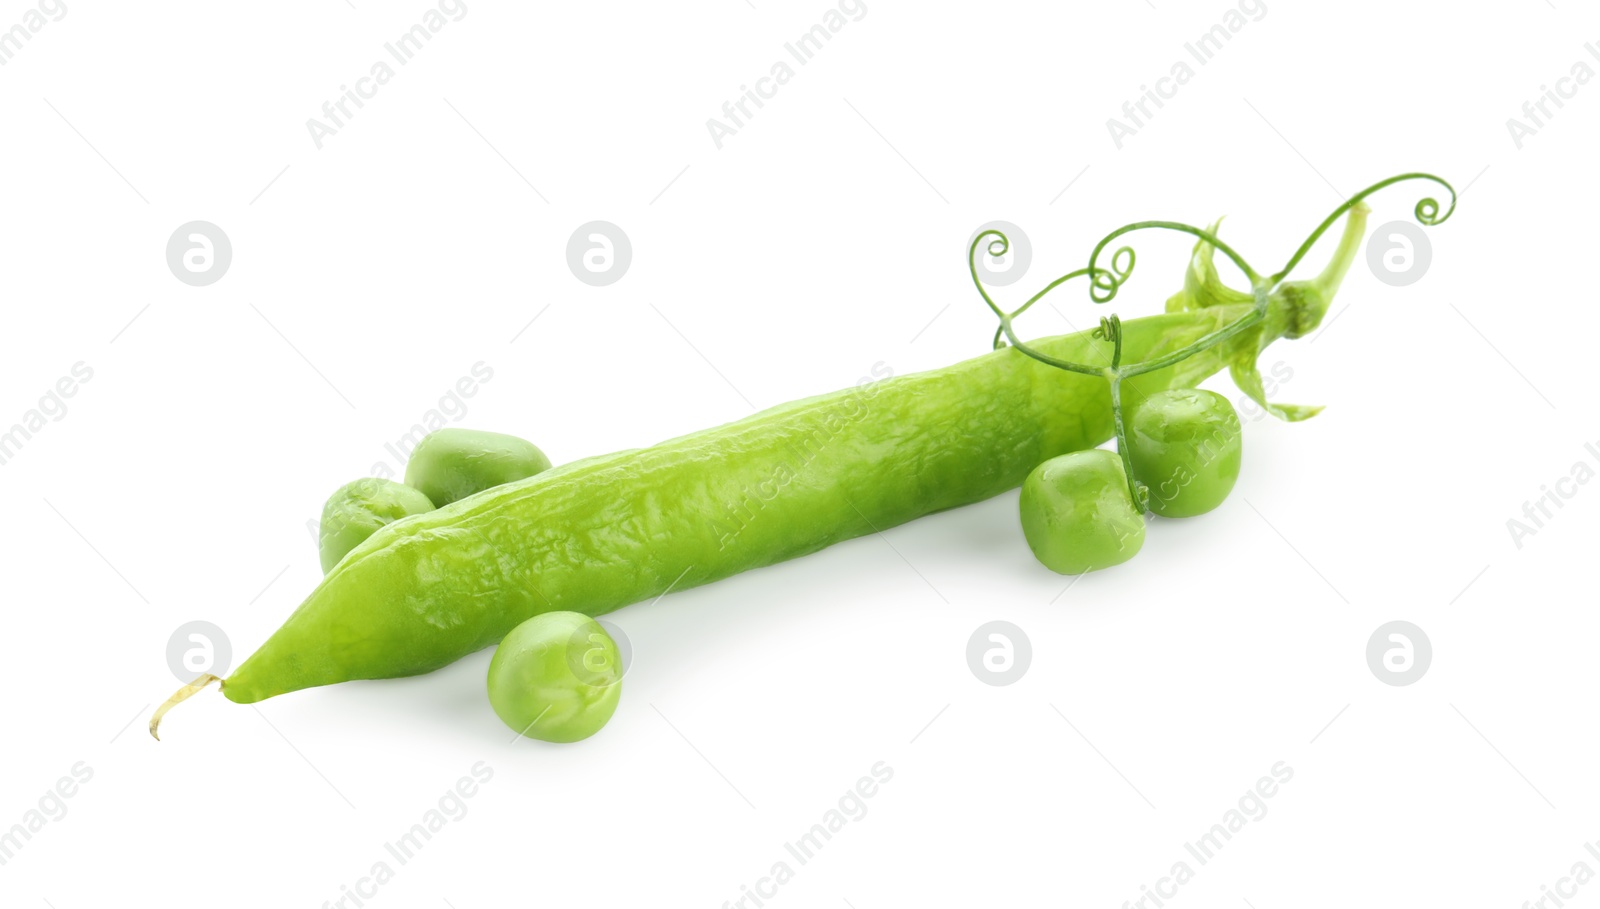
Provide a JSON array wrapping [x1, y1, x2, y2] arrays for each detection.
[[1093, 315, 1144, 508], [968, 172, 1456, 514], [1088, 222, 1260, 305], [968, 230, 1010, 322], [968, 233, 1128, 378], [1107, 375, 1146, 511], [1092, 315, 1124, 369], [1269, 172, 1455, 284]]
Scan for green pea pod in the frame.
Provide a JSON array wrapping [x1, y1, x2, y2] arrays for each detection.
[[149, 174, 1454, 737], [192, 305, 1280, 709]]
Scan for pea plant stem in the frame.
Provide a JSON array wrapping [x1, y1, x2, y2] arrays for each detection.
[[970, 172, 1458, 514]]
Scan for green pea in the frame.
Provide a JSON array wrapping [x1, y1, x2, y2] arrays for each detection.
[[1019, 449, 1145, 575], [487, 611, 622, 743], [1127, 389, 1242, 518], [404, 428, 552, 507], [318, 478, 435, 573]]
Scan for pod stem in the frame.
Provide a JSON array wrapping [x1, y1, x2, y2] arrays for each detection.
[[149, 674, 221, 741]]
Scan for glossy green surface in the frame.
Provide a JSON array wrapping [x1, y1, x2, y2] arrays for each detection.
[[223, 302, 1303, 704], [1128, 389, 1242, 518], [488, 611, 621, 743], [317, 479, 435, 573], [405, 428, 552, 507], [1019, 450, 1145, 574]]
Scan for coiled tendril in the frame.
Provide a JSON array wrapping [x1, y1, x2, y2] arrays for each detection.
[[1092, 314, 1124, 369], [1268, 172, 1455, 283], [967, 171, 1457, 510]]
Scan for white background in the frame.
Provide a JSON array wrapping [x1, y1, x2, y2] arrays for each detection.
[[1, 1, 1596, 907]]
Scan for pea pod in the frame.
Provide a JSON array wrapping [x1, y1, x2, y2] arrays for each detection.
[[153, 309, 1235, 718], [149, 174, 1455, 736]]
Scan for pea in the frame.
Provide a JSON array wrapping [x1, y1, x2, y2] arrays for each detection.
[[404, 428, 552, 507], [487, 611, 622, 743], [318, 478, 435, 573], [1127, 389, 1242, 518], [1019, 450, 1145, 575]]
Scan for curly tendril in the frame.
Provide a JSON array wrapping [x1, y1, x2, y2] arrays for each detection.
[[1085, 246, 1138, 303], [969, 231, 1111, 377], [968, 229, 1010, 322], [967, 172, 1456, 512], [1092, 315, 1124, 369], [1088, 221, 1262, 305], [1269, 172, 1455, 283]]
